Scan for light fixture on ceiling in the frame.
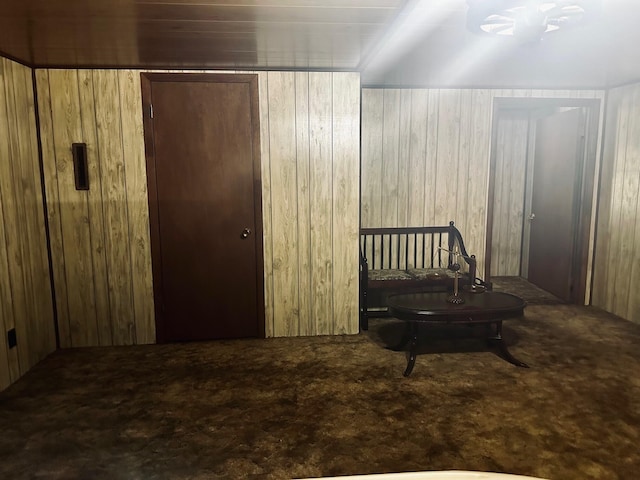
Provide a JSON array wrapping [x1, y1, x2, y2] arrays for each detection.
[[466, 0, 598, 42]]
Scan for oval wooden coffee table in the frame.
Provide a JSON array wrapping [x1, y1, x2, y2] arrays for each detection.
[[387, 291, 528, 376]]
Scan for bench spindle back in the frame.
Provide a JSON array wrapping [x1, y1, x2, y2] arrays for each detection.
[[360, 225, 463, 272]]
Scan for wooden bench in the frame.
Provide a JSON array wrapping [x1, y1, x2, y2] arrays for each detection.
[[359, 221, 481, 330]]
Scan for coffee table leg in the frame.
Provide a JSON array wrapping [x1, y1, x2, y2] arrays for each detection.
[[403, 322, 419, 377], [489, 321, 529, 368], [390, 321, 412, 351]]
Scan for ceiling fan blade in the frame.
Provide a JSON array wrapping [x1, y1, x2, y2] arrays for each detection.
[[541, 3, 585, 18], [483, 15, 516, 25], [468, 0, 593, 37], [484, 23, 516, 34], [561, 5, 586, 14]]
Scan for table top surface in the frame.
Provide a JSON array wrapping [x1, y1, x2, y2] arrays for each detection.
[[387, 291, 526, 319]]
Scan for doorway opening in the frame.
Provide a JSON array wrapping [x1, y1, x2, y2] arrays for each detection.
[[485, 98, 601, 304]]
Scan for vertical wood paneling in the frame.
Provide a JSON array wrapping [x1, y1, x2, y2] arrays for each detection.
[[256, 71, 274, 338], [506, 115, 528, 275], [491, 117, 508, 274], [407, 90, 427, 227], [10, 63, 38, 368], [360, 89, 383, 228], [584, 101, 606, 305], [407, 90, 428, 266], [93, 70, 136, 345], [0, 187, 15, 388], [2, 60, 33, 369], [434, 90, 461, 225], [37, 68, 361, 344], [0, 59, 56, 392], [424, 90, 439, 226], [607, 97, 633, 312], [308, 72, 334, 335], [7, 59, 57, 369], [627, 95, 640, 321], [294, 72, 313, 336], [0, 60, 20, 388], [361, 87, 604, 286], [37, 69, 155, 347], [47, 70, 100, 347], [603, 94, 630, 315], [397, 90, 412, 228], [491, 111, 528, 276], [593, 83, 640, 323], [119, 70, 155, 344], [381, 89, 400, 227], [35, 69, 72, 347], [466, 89, 492, 277], [332, 72, 360, 335], [609, 92, 635, 316], [268, 71, 299, 337], [14, 61, 54, 367], [77, 70, 112, 346], [360, 88, 384, 269], [593, 88, 620, 310], [456, 90, 473, 232], [262, 71, 359, 336]]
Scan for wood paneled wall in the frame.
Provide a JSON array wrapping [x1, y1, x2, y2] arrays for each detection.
[[490, 111, 530, 276], [361, 88, 604, 282], [0, 58, 56, 392], [36, 70, 155, 348], [593, 83, 640, 323], [265, 72, 361, 336], [36, 69, 361, 346]]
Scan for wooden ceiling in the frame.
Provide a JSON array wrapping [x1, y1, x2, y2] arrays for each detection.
[[0, 0, 404, 70], [1, 0, 639, 88]]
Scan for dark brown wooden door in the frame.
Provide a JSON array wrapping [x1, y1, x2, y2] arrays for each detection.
[[528, 108, 585, 301], [142, 74, 264, 342]]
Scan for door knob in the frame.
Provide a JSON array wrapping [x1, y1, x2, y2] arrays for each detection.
[[528, 213, 536, 221], [240, 228, 252, 239]]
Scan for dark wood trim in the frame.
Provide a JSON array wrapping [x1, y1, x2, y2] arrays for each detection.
[[246, 74, 266, 339], [518, 111, 536, 278], [139, 73, 165, 342], [570, 109, 589, 304], [589, 89, 610, 305], [31, 68, 60, 350], [0, 50, 32, 68], [140, 72, 265, 342], [142, 72, 258, 84], [573, 103, 600, 305], [486, 96, 602, 304], [31, 64, 357, 73]]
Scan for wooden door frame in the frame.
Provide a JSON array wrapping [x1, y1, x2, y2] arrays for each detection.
[[485, 97, 601, 304], [140, 73, 265, 342]]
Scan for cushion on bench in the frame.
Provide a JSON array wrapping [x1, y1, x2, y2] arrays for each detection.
[[406, 268, 456, 281], [368, 268, 458, 282], [368, 269, 415, 281]]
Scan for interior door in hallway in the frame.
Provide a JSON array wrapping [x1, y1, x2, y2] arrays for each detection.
[[142, 74, 264, 342], [527, 107, 585, 302]]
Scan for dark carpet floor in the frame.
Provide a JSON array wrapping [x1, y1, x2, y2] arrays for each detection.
[[490, 277, 564, 305], [1, 304, 640, 480]]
